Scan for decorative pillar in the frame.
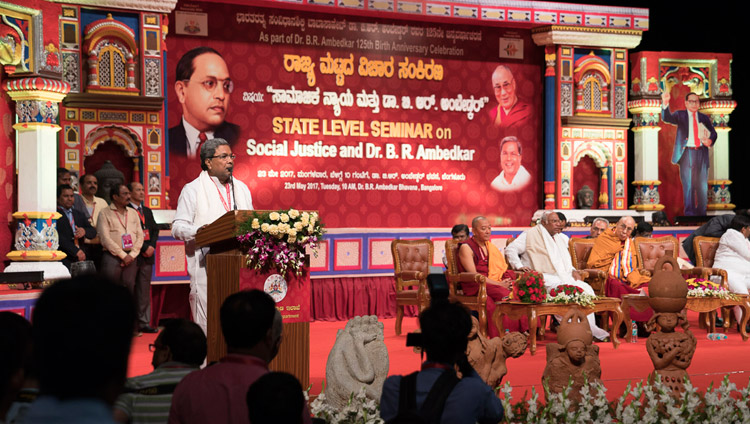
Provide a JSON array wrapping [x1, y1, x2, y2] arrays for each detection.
[[702, 100, 736, 211], [598, 167, 609, 209], [88, 53, 99, 88], [126, 53, 137, 89], [4, 78, 72, 280], [628, 98, 664, 211], [543, 45, 556, 209]]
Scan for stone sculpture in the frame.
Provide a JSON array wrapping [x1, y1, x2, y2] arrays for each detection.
[[542, 309, 601, 401], [577, 185, 595, 209], [465, 316, 527, 387], [646, 256, 696, 397], [94, 160, 125, 203], [323, 315, 389, 409]]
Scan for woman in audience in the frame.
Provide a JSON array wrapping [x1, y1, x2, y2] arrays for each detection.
[[713, 214, 750, 330]]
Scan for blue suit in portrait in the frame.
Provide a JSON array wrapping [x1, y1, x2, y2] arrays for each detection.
[[661, 106, 717, 216]]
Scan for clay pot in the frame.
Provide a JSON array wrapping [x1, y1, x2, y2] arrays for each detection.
[[648, 256, 687, 312], [556, 309, 593, 346]]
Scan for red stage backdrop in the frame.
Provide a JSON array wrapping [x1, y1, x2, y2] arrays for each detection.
[[166, 2, 543, 227]]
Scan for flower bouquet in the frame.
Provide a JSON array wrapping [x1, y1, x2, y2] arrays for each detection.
[[546, 284, 597, 308], [236, 209, 325, 277], [511, 271, 546, 303], [686, 277, 739, 300]]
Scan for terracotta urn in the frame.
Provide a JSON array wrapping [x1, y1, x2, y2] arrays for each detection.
[[648, 256, 687, 312]]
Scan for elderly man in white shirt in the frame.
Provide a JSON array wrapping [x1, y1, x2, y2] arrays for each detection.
[[505, 211, 609, 340], [172, 138, 253, 334]]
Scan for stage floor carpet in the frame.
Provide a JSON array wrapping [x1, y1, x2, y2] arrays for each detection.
[[128, 311, 750, 401]]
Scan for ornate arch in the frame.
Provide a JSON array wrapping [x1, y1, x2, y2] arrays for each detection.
[[84, 125, 142, 157], [574, 52, 611, 114], [573, 141, 610, 168], [82, 14, 139, 94]]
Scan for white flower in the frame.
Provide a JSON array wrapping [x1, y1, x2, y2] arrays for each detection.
[[268, 224, 279, 235], [294, 221, 304, 231], [289, 209, 300, 219], [260, 223, 270, 232], [280, 213, 290, 223], [269, 211, 280, 221], [251, 218, 260, 229], [287, 229, 297, 237]]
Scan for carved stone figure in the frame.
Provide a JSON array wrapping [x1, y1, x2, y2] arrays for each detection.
[[646, 256, 696, 397], [542, 309, 601, 402], [465, 316, 527, 387], [323, 315, 389, 409], [577, 185, 595, 209], [94, 161, 125, 203]]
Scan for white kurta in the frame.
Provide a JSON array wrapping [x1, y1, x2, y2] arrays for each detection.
[[505, 230, 609, 340], [714, 229, 750, 295], [490, 165, 531, 192], [172, 171, 253, 334]]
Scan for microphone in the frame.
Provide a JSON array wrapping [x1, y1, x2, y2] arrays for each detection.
[[228, 167, 237, 211]]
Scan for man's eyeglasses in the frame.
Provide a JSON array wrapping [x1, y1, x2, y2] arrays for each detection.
[[183, 77, 234, 94], [501, 152, 520, 158], [210, 154, 236, 161]]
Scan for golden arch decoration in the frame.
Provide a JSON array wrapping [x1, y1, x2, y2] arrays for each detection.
[[84, 125, 142, 157], [573, 141, 611, 168]]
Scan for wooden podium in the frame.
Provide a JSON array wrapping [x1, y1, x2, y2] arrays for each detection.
[[195, 210, 310, 386]]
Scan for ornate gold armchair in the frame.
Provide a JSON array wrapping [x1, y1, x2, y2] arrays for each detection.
[[444, 239, 490, 337], [391, 239, 432, 335], [568, 237, 607, 296]]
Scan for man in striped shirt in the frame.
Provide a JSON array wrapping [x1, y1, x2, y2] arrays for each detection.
[[114, 320, 206, 424]]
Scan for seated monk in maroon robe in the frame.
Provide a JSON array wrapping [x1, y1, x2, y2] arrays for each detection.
[[458, 216, 529, 337], [587, 216, 653, 322]]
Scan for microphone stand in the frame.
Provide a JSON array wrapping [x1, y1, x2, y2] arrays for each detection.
[[229, 168, 237, 210]]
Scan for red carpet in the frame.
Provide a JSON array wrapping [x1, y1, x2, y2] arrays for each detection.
[[128, 311, 750, 401]]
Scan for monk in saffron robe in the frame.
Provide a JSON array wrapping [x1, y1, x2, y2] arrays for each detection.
[[587, 216, 652, 321], [489, 65, 533, 130], [458, 216, 528, 337]]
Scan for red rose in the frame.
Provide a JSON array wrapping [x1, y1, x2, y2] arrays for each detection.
[[519, 290, 526, 296]]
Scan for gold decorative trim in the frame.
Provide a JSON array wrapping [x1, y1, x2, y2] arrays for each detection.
[[12, 123, 62, 132], [6, 250, 67, 261], [12, 211, 63, 220], [707, 204, 736, 210], [5, 90, 68, 102], [533, 25, 642, 36], [629, 204, 665, 211], [631, 180, 662, 185], [708, 180, 732, 185]]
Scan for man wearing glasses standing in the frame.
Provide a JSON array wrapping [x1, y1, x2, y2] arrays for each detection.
[[169, 47, 239, 159], [661, 90, 717, 216], [172, 138, 253, 334]]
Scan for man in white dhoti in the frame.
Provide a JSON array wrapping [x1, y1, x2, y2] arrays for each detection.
[[505, 211, 609, 340], [172, 138, 254, 334]]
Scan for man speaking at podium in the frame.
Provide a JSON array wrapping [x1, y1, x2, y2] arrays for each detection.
[[172, 138, 254, 334]]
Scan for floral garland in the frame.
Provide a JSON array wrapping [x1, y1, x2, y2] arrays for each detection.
[[511, 271, 546, 303], [545, 284, 597, 308], [686, 278, 739, 300], [236, 209, 324, 276]]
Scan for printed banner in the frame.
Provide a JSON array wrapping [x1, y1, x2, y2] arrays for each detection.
[[167, 2, 543, 227], [239, 268, 311, 323]]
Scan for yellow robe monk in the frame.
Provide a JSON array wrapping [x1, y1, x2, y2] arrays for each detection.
[[587, 229, 650, 288]]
